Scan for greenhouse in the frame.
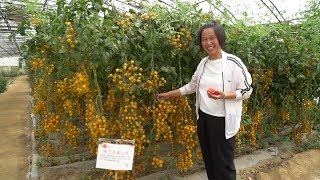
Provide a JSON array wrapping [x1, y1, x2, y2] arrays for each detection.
[[0, 0, 319, 179]]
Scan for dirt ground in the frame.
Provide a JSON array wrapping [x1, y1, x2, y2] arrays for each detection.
[[239, 148, 320, 180], [0, 75, 32, 179], [1, 76, 320, 180]]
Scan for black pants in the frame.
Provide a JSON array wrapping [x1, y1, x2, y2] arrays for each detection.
[[197, 109, 236, 180]]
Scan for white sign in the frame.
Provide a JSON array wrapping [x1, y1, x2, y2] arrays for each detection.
[[96, 143, 135, 170]]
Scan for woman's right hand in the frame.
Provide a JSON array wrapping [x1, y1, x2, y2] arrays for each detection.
[[157, 89, 181, 102], [156, 92, 169, 102]]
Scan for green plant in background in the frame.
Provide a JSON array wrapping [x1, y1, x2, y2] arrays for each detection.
[[295, 134, 320, 152], [0, 75, 8, 93], [0, 70, 22, 77]]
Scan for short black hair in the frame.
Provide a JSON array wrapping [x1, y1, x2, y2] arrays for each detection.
[[197, 21, 227, 49]]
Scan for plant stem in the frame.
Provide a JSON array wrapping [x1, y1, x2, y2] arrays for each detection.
[[178, 55, 182, 86], [93, 65, 103, 115]]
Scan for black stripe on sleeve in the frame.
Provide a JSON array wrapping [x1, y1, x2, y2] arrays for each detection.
[[227, 56, 252, 96]]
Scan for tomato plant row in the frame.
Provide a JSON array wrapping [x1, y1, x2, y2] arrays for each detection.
[[18, 0, 320, 178]]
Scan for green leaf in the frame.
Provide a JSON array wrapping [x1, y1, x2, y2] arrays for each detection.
[[129, 9, 136, 14], [58, 48, 67, 54], [78, 41, 87, 51], [289, 77, 297, 83], [297, 74, 306, 79], [160, 66, 170, 73]]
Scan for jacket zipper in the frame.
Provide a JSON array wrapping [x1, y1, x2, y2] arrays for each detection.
[[222, 72, 225, 92], [197, 60, 208, 108]]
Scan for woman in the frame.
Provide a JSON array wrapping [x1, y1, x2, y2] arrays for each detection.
[[157, 21, 253, 180]]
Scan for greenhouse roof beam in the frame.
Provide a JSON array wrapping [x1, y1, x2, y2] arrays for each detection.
[[42, 0, 48, 11], [0, 4, 21, 54], [113, 0, 142, 10], [157, 0, 175, 9], [194, 0, 205, 6], [208, 3, 235, 25], [260, 0, 282, 23], [0, 42, 15, 57], [267, 0, 286, 22]]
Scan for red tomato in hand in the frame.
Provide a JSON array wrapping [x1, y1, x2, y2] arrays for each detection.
[[208, 88, 219, 95]]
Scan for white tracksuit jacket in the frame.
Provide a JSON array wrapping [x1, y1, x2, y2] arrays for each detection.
[[179, 50, 253, 139]]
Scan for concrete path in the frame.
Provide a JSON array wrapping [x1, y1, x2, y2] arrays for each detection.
[[138, 147, 280, 180], [0, 76, 32, 179]]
